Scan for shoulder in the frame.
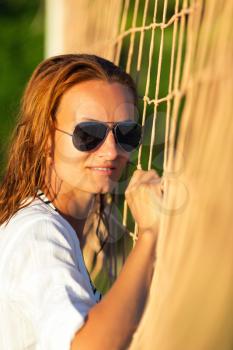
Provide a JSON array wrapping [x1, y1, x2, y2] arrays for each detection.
[[0, 198, 101, 306], [0, 199, 77, 240], [0, 198, 83, 289], [0, 198, 79, 261]]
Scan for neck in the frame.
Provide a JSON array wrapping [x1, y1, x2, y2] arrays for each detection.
[[44, 184, 96, 245]]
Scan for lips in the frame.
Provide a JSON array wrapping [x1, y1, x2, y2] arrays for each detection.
[[88, 165, 116, 175], [88, 164, 116, 169], [90, 166, 115, 169]]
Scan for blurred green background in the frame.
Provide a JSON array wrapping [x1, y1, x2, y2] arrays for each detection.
[[0, 0, 44, 174]]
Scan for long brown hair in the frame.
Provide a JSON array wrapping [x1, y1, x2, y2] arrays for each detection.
[[0, 54, 138, 226]]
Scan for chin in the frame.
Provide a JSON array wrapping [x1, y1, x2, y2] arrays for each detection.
[[94, 181, 118, 194]]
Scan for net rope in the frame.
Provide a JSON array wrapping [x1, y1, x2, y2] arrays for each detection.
[[113, 0, 197, 254]]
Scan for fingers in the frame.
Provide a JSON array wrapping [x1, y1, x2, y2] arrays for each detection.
[[126, 169, 161, 193], [129, 169, 160, 186], [124, 169, 163, 235]]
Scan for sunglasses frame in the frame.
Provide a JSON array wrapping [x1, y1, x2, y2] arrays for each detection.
[[55, 120, 142, 152]]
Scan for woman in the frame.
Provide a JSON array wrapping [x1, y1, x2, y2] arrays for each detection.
[[0, 54, 162, 350]]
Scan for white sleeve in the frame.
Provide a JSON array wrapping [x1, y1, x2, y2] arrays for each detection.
[[16, 216, 97, 350]]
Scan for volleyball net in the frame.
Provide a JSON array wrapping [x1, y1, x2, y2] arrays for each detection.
[[113, 0, 198, 238], [92, 0, 199, 288]]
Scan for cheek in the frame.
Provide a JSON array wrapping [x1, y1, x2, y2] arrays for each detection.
[[53, 135, 89, 186], [54, 133, 78, 164]]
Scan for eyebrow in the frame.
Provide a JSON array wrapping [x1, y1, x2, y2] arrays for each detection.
[[80, 117, 101, 122]]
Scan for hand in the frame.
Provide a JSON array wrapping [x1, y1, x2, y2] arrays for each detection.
[[125, 169, 163, 239]]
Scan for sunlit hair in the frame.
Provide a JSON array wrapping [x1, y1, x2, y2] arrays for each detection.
[[0, 54, 138, 226]]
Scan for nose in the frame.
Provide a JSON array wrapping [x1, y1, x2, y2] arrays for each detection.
[[96, 129, 119, 160]]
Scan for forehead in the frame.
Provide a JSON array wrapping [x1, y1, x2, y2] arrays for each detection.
[[56, 80, 137, 126]]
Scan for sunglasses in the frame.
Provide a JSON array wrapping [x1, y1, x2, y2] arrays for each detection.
[[55, 120, 142, 152]]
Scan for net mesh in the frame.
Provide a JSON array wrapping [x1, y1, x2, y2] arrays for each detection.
[[106, 0, 197, 283]]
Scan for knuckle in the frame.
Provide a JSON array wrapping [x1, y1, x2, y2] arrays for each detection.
[[134, 169, 146, 176], [150, 169, 159, 176]]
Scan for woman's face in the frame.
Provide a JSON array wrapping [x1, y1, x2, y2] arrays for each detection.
[[50, 80, 136, 195]]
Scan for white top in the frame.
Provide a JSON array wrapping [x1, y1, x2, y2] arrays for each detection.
[[0, 193, 102, 350]]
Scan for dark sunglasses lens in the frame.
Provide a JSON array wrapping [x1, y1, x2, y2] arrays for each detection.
[[116, 122, 142, 152], [72, 122, 107, 151]]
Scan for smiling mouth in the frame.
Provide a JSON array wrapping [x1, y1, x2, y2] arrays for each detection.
[[88, 167, 116, 175]]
